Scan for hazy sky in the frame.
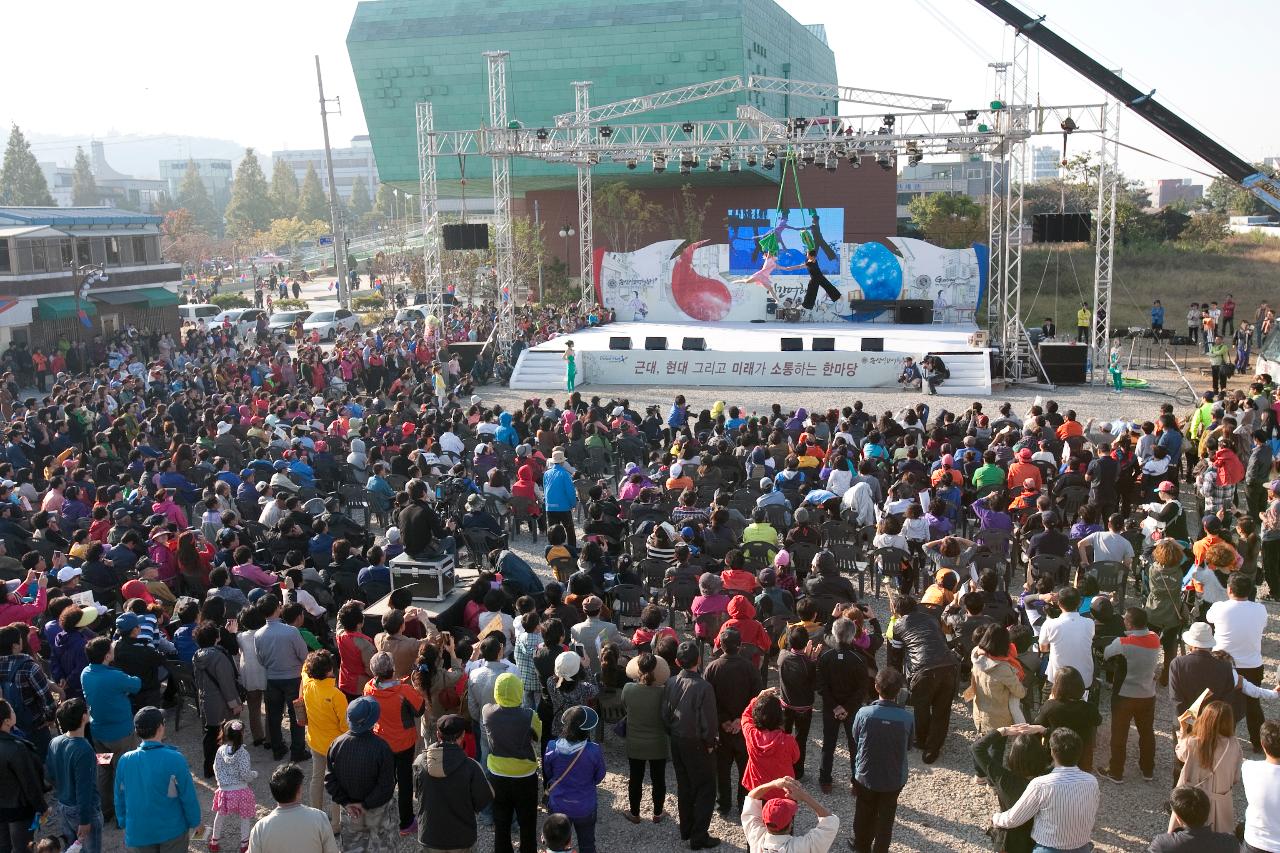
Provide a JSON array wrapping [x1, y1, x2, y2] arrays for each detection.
[[6, 0, 1273, 185]]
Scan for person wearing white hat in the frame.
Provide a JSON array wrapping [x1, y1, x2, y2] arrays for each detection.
[[543, 449, 578, 549]]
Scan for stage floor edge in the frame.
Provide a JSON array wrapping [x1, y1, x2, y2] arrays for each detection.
[[512, 321, 991, 391]]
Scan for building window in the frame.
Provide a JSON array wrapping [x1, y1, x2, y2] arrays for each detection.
[[89, 238, 106, 266], [75, 239, 91, 268], [105, 237, 121, 266], [58, 239, 73, 269], [0, 240, 9, 273], [132, 236, 148, 265]]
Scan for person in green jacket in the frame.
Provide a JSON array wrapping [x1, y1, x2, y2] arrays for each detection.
[[621, 653, 672, 823], [1145, 538, 1191, 686]]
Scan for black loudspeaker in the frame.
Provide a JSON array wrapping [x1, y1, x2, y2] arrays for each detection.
[[682, 337, 706, 351], [897, 304, 933, 325], [645, 337, 667, 351], [861, 338, 884, 352], [1032, 212, 1092, 244], [442, 223, 491, 250], [812, 337, 835, 351], [781, 337, 802, 352], [1038, 343, 1089, 384], [609, 337, 631, 350]]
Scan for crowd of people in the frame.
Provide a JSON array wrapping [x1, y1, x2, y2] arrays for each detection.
[[0, 298, 1279, 853]]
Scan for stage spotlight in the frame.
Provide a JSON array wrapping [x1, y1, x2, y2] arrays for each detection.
[[728, 160, 740, 173], [679, 163, 691, 174], [746, 152, 758, 166], [801, 146, 816, 165], [536, 127, 548, 141], [990, 100, 1004, 110], [652, 153, 667, 173], [848, 155, 862, 168], [883, 115, 896, 128], [876, 152, 892, 170], [964, 109, 980, 122], [708, 157, 722, 171], [762, 157, 776, 170], [626, 158, 637, 170], [681, 121, 695, 133], [1060, 116, 1077, 134], [823, 153, 837, 172], [599, 125, 613, 138]]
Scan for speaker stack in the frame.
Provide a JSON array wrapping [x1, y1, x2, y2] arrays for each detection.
[[812, 338, 835, 351], [609, 337, 631, 350], [780, 337, 803, 352], [645, 337, 667, 351], [1038, 343, 1088, 384], [860, 338, 884, 352]]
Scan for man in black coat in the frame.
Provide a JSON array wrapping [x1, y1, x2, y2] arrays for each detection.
[[397, 479, 452, 557], [888, 594, 959, 765], [1147, 786, 1238, 853], [111, 613, 166, 711], [326, 697, 397, 852], [702, 628, 761, 817], [412, 714, 492, 852]]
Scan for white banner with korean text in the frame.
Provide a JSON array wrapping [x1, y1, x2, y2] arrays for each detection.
[[581, 349, 909, 387]]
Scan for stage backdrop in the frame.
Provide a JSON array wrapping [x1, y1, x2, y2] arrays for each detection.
[[596, 233, 986, 324]]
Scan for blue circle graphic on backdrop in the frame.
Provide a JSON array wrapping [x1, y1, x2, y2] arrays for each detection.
[[843, 242, 903, 321]]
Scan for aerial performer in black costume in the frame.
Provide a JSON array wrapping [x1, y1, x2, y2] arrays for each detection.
[[793, 248, 841, 309]]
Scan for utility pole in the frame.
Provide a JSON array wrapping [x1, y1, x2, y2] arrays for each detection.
[[315, 55, 348, 309], [534, 198, 544, 303]]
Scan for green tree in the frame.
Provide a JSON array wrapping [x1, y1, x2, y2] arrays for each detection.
[[0, 124, 54, 206], [907, 193, 987, 248], [349, 176, 372, 220], [70, 146, 99, 206], [176, 160, 219, 234], [593, 181, 662, 253], [224, 148, 274, 239], [671, 183, 714, 246], [269, 158, 299, 221], [1178, 210, 1230, 245], [296, 163, 328, 223], [248, 216, 329, 254], [374, 183, 397, 220]]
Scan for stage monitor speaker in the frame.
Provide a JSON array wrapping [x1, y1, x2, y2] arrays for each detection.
[[608, 337, 632, 350], [812, 337, 835, 351], [644, 336, 667, 351], [442, 223, 491, 250], [860, 338, 884, 352], [897, 304, 933, 325], [1032, 212, 1092, 244], [1038, 343, 1089, 384], [682, 337, 706, 351], [780, 337, 803, 352]]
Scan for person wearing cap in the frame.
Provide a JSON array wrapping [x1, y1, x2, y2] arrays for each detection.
[[482, 672, 542, 853], [114, 705, 202, 853], [542, 449, 578, 550], [325, 696, 398, 853], [743, 776, 837, 853], [460, 492, 506, 544], [1141, 480, 1189, 543], [109, 612, 166, 712], [412, 713, 492, 853], [663, 641, 720, 849], [50, 604, 98, 701], [1006, 447, 1042, 492], [363, 651, 425, 834], [542, 705, 606, 853]]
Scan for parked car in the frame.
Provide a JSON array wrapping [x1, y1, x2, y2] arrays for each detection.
[[394, 307, 427, 324], [178, 303, 221, 324], [213, 308, 268, 336], [302, 308, 360, 341], [267, 310, 312, 337]]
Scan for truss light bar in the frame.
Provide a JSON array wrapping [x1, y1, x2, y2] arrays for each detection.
[[536, 127, 548, 141], [681, 121, 695, 133], [599, 125, 613, 138]]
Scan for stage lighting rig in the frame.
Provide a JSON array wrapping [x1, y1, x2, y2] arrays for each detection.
[[823, 152, 837, 172], [746, 152, 758, 167], [536, 127, 548, 141], [598, 125, 613, 138], [848, 154, 862, 168], [728, 160, 740, 173], [1060, 116, 1077, 134], [801, 146, 816, 165], [883, 114, 896, 128], [626, 158, 637, 169], [708, 155, 722, 171], [681, 121, 695, 133], [652, 152, 667, 173]]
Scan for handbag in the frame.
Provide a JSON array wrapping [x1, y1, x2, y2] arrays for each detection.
[[612, 716, 628, 738], [292, 695, 308, 726]]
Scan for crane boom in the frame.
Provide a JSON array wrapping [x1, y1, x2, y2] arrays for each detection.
[[973, 0, 1280, 212]]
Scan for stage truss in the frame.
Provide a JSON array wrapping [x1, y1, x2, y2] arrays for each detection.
[[413, 47, 1119, 385]]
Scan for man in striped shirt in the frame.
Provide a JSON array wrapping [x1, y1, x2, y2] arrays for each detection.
[[990, 728, 1099, 853]]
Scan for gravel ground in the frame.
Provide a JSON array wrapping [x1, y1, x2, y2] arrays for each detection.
[[90, 361, 1274, 853]]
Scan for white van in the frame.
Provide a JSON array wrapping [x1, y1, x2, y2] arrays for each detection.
[[179, 303, 221, 324]]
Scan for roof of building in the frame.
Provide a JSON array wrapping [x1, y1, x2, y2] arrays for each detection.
[[0, 206, 160, 228]]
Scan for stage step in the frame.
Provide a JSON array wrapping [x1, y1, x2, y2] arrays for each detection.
[[510, 349, 571, 390], [926, 350, 991, 396]]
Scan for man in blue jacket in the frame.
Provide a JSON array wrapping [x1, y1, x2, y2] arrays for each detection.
[[542, 448, 578, 549], [80, 636, 140, 823], [115, 706, 202, 853], [849, 666, 913, 853], [47, 698, 103, 853], [494, 411, 518, 448]]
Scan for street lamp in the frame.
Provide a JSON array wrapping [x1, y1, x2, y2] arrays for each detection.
[[559, 225, 576, 278]]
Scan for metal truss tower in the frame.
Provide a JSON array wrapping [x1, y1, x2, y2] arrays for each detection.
[[573, 82, 595, 309], [484, 50, 517, 350], [1091, 99, 1119, 383], [986, 63, 1008, 347], [415, 101, 445, 321]]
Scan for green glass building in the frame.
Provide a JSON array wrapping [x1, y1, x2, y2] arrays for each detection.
[[346, 0, 839, 196]]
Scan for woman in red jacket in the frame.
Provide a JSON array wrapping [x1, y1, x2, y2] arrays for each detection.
[[740, 687, 800, 791]]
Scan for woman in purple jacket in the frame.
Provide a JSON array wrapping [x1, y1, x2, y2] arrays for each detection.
[[542, 705, 606, 853]]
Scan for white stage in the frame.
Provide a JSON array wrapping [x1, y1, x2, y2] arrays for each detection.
[[511, 321, 992, 393]]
